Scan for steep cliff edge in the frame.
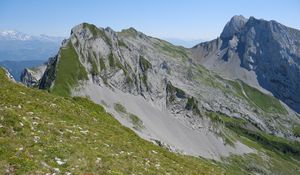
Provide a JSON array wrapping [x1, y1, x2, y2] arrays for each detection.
[[192, 15, 300, 113]]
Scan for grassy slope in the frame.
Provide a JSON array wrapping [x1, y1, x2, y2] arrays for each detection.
[[240, 81, 287, 114], [51, 41, 88, 97], [208, 112, 300, 175], [0, 68, 224, 174]]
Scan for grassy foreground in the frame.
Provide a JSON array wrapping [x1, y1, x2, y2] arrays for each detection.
[[0, 68, 224, 174]]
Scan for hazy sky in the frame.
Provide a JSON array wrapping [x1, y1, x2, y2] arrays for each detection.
[[1, 0, 300, 40]]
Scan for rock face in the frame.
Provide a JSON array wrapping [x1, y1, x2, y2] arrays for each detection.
[[220, 15, 248, 38], [21, 64, 47, 87], [193, 15, 300, 113], [27, 19, 300, 160]]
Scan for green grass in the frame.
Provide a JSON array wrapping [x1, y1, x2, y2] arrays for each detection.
[[114, 103, 127, 113], [108, 52, 115, 68], [140, 74, 148, 90], [139, 56, 152, 72], [0, 68, 224, 174], [87, 52, 99, 76], [194, 65, 227, 92], [51, 41, 88, 97], [207, 111, 300, 174], [185, 97, 197, 110], [117, 39, 128, 48], [293, 126, 300, 137], [139, 56, 152, 90], [208, 112, 300, 158], [99, 58, 106, 71], [166, 82, 186, 99], [240, 81, 288, 114], [194, 65, 287, 115], [222, 151, 300, 175], [185, 97, 200, 115], [226, 80, 244, 98], [154, 39, 189, 59], [118, 28, 138, 38], [82, 23, 112, 46], [224, 79, 288, 114], [128, 114, 144, 130], [114, 103, 144, 130]]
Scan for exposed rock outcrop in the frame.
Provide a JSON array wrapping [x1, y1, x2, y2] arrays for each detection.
[[193, 15, 300, 113], [20, 64, 46, 87]]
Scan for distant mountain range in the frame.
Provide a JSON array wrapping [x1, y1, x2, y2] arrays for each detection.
[[0, 30, 64, 61], [163, 38, 205, 48], [0, 30, 64, 80]]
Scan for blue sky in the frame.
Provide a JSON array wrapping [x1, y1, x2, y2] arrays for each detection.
[[1, 0, 299, 40]]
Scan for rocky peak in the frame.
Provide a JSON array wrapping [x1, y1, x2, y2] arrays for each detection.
[[121, 27, 138, 34], [21, 64, 47, 87], [220, 15, 248, 39], [194, 15, 300, 113]]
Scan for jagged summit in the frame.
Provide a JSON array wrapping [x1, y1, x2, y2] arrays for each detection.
[[220, 15, 248, 39], [193, 15, 300, 113]]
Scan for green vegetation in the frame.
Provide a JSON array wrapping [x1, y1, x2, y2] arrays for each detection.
[[118, 28, 138, 38], [207, 111, 300, 174], [293, 126, 300, 137], [208, 112, 247, 127], [208, 112, 300, 158], [166, 82, 186, 103], [114, 103, 144, 130], [108, 52, 127, 73], [226, 80, 244, 98], [0, 68, 224, 174], [222, 151, 300, 175], [185, 97, 200, 115], [185, 97, 197, 110], [108, 53, 133, 84], [51, 41, 88, 97], [223, 79, 288, 114], [140, 74, 148, 90], [99, 57, 106, 71], [117, 39, 128, 49], [165, 83, 200, 116], [108, 52, 115, 68], [82, 23, 112, 46], [240, 81, 288, 114], [114, 103, 127, 114], [128, 113, 144, 130], [139, 56, 152, 72], [139, 56, 152, 89], [194, 65, 227, 92], [195, 64, 287, 116], [154, 39, 189, 59], [87, 52, 99, 76]]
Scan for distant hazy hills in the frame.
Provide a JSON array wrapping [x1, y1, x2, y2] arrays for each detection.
[[163, 38, 204, 48], [0, 30, 64, 61], [0, 30, 64, 80]]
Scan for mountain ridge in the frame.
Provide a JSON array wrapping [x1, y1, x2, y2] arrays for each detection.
[[11, 15, 300, 174], [0, 30, 64, 62], [192, 15, 300, 113]]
